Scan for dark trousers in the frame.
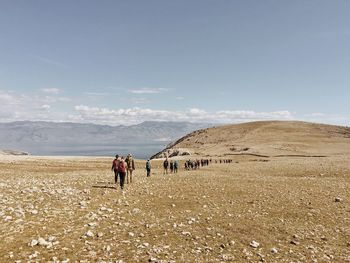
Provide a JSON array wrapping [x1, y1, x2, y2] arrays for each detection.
[[146, 168, 151, 177], [119, 172, 126, 189], [114, 170, 119, 183]]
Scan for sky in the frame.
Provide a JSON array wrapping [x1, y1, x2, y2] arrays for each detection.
[[0, 0, 350, 126]]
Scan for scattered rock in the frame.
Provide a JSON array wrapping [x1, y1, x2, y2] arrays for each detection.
[[271, 247, 278, 254], [335, 197, 343, 202], [30, 239, 38, 247], [250, 240, 260, 248], [85, 230, 94, 237]]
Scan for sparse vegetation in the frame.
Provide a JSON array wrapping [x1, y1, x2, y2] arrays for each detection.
[[0, 154, 350, 262], [1, 121, 350, 262]]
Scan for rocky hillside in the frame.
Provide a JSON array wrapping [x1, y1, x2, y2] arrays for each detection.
[[152, 121, 350, 158]]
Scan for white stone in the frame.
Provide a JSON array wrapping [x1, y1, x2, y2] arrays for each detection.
[[38, 237, 50, 247], [30, 239, 38, 247], [48, 236, 56, 242], [271, 247, 278, 253], [335, 197, 342, 202], [250, 240, 260, 248], [4, 216, 13, 221], [85, 230, 94, 237]]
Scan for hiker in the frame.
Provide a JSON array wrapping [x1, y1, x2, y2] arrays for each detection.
[[163, 158, 169, 175], [111, 154, 120, 186], [118, 156, 127, 190], [146, 159, 151, 177], [170, 160, 174, 173], [125, 153, 135, 184], [174, 160, 179, 173]]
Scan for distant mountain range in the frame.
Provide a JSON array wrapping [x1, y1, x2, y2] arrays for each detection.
[[0, 121, 213, 158]]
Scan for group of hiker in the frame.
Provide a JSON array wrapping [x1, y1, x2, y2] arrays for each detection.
[[111, 153, 234, 190], [216, 159, 234, 164], [184, 158, 211, 170], [111, 154, 136, 190], [162, 159, 179, 174]]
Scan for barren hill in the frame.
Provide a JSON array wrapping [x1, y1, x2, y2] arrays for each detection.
[[152, 121, 350, 158]]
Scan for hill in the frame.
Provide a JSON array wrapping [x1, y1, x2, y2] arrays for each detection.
[[0, 121, 212, 158], [0, 149, 29, 156], [152, 121, 350, 158]]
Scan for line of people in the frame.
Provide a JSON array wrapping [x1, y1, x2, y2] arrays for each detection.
[[184, 158, 211, 170], [111, 154, 235, 190], [162, 159, 179, 174]]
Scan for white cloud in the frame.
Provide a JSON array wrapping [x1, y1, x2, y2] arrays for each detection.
[[41, 88, 61, 94], [128, 87, 168, 94], [41, 104, 51, 110], [72, 105, 295, 125], [1, 89, 349, 127], [0, 90, 67, 122]]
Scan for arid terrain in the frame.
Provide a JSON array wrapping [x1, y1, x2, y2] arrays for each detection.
[[1, 121, 350, 262], [153, 121, 350, 158]]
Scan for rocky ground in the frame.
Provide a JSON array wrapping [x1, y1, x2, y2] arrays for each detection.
[[0, 155, 349, 262]]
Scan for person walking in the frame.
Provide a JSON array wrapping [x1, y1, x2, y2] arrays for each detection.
[[146, 159, 151, 177], [170, 160, 174, 173], [163, 158, 169, 175], [111, 154, 120, 187], [174, 160, 179, 173], [125, 153, 135, 184], [118, 156, 127, 190]]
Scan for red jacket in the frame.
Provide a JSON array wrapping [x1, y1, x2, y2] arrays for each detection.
[[112, 159, 119, 171]]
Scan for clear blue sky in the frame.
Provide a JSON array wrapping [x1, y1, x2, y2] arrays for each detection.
[[0, 0, 349, 125]]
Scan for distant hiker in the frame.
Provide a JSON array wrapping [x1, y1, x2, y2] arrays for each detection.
[[174, 160, 179, 173], [146, 159, 151, 177], [163, 158, 169, 175], [111, 154, 120, 186], [170, 160, 174, 173], [118, 156, 127, 190], [125, 153, 135, 184]]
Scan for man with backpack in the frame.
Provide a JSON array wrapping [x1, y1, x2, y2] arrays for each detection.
[[125, 153, 135, 184], [163, 158, 169, 175], [118, 156, 127, 190], [111, 154, 120, 187]]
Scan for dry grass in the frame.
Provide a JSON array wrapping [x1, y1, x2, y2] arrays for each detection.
[[1, 155, 350, 262], [154, 121, 350, 158]]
